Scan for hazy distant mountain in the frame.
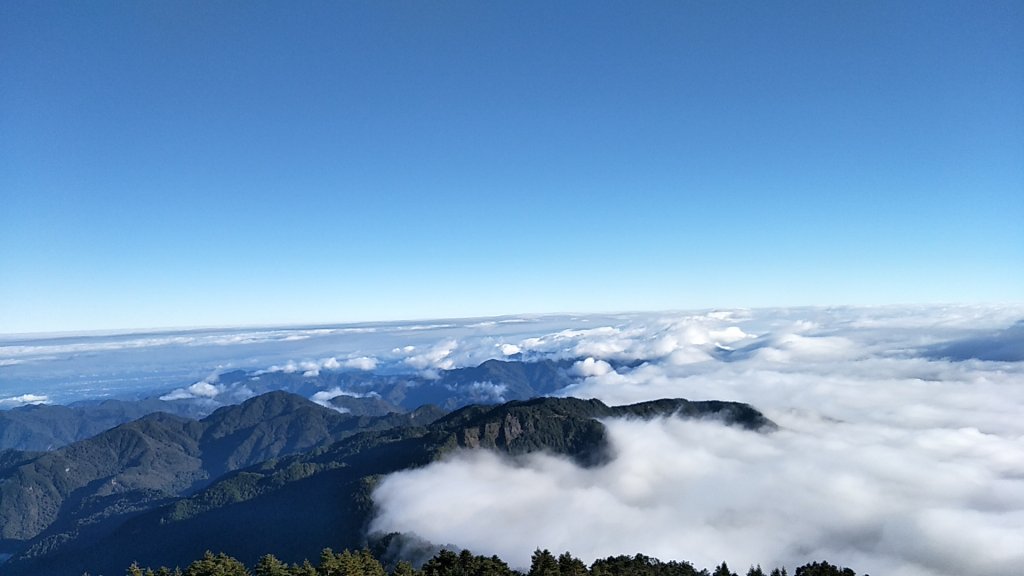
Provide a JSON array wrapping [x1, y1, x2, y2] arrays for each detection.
[[1, 395, 773, 576], [0, 358, 578, 454], [0, 398, 209, 452], [243, 358, 579, 410], [924, 320, 1024, 362]]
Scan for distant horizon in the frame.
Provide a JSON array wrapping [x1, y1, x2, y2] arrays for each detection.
[[3, 300, 1021, 338]]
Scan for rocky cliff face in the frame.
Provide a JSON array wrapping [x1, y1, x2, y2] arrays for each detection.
[[460, 413, 524, 449], [434, 396, 773, 465]]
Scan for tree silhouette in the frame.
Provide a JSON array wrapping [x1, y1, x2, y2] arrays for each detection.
[[712, 562, 736, 576], [558, 552, 589, 576], [793, 562, 855, 576], [529, 549, 560, 576]]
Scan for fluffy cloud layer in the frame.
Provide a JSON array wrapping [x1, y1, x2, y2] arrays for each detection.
[[371, 306, 1024, 576]]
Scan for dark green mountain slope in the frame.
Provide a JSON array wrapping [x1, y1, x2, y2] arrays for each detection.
[[5, 396, 774, 576], [0, 391, 439, 562]]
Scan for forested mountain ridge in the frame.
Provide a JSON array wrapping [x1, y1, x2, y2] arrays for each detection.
[[0, 392, 446, 548], [0, 394, 775, 576]]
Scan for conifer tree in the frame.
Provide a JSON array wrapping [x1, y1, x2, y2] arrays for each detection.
[[290, 560, 319, 576], [529, 549, 560, 576], [358, 549, 387, 576], [255, 555, 290, 576], [338, 549, 362, 576], [557, 552, 588, 576], [392, 561, 416, 576], [319, 549, 344, 576], [479, 554, 515, 576], [712, 562, 737, 576], [421, 549, 461, 576], [184, 551, 249, 576]]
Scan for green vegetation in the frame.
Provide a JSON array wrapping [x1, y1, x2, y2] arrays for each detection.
[[120, 547, 863, 576]]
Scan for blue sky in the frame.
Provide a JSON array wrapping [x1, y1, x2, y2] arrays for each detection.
[[1, 1, 1021, 333]]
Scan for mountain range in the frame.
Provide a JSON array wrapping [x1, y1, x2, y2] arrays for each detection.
[[0, 385, 774, 576], [0, 358, 581, 454]]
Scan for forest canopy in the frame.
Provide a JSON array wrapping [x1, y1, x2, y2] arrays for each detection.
[[120, 546, 862, 576]]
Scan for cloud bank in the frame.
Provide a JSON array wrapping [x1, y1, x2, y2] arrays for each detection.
[[371, 306, 1024, 576]]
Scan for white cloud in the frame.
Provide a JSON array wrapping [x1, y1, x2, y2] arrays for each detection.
[[402, 340, 460, 374], [394, 337, 533, 376], [159, 373, 226, 399], [185, 381, 222, 398], [261, 355, 380, 378], [343, 356, 378, 371], [310, 387, 358, 412], [371, 307, 1024, 576], [158, 371, 256, 403], [0, 393, 49, 407], [160, 377, 226, 401], [500, 343, 521, 356], [516, 315, 756, 365], [448, 381, 508, 403], [572, 357, 613, 378]]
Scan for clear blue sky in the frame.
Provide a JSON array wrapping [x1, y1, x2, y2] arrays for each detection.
[[2, 1, 1022, 333]]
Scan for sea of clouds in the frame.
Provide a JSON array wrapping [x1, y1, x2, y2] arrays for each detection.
[[370, 306, 1024, 576], [2, 306, 1022, 575]]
